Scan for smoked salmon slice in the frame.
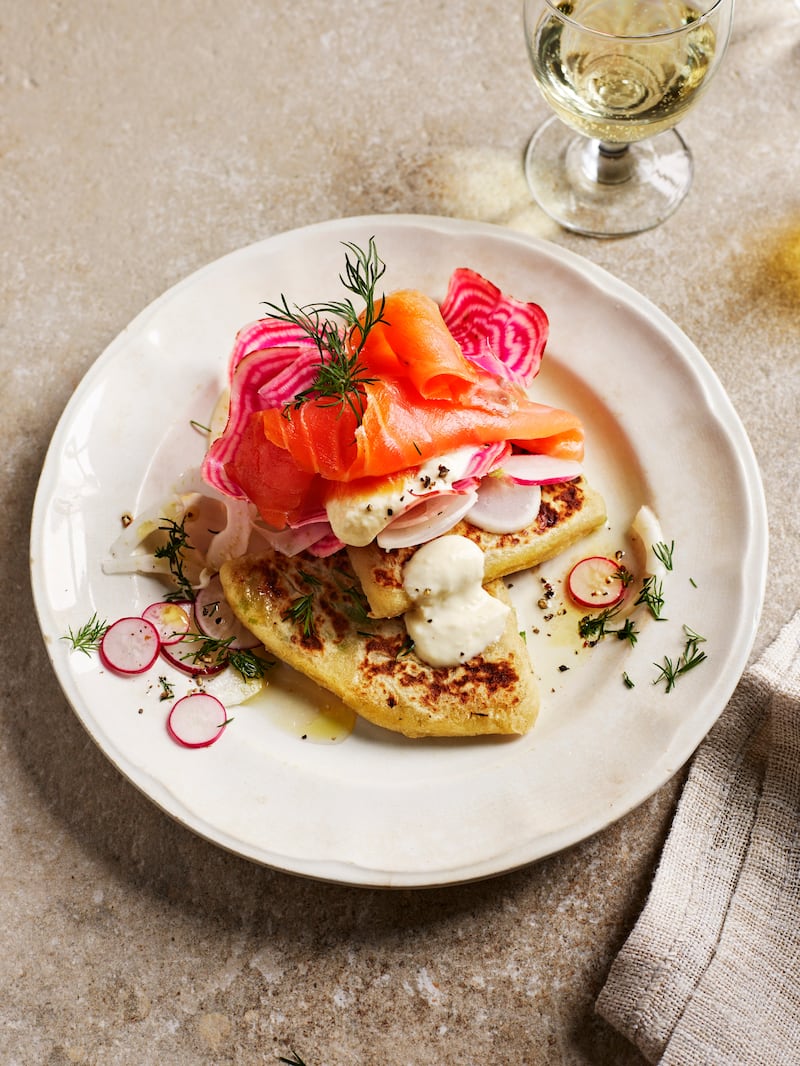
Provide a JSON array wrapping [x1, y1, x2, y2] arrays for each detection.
[[247, 375, 582, 484], [203, 265, 584, 533], [358, 289, 477, 401]]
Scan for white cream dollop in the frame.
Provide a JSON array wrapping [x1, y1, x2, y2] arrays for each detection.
[[402, 535, 510, 667]]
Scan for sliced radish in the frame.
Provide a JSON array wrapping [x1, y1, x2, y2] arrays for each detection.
[[167, 693, 230, 748], [376, 490, 478, 549], [567, 556, 627, 609], [500, 454, 582, 485], [99, 617, 161, 675], [160, 638, 227, 678], [194, 575, 260, 649], [141, 601, 192, 646], [466, 477, 542, 534]]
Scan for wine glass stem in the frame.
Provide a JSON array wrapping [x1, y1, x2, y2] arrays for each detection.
[[595, 142, 634, 186]]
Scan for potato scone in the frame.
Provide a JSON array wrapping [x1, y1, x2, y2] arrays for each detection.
[[219, 550, 538, 739], [348, 476, 606, 619]]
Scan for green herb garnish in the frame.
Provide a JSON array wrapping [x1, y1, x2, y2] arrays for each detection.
[[635, 575, 666, 620], [282, 593, 316, 637], [614, 563, 635, 587], [265, 239, 386, 425], [396, 634, 416, 658], [653, 625, 707, 692], [653, 540, 675, 571], [153, 516, 196, 602], [175, 633, 273, 680], [158, 676, 175, 701], [63, 613, 108, 655], [578, 606, 638, 646]]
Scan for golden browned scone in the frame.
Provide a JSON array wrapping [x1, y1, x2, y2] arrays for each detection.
[[348, 476, 606, 619], [220, 550, 538, 739]]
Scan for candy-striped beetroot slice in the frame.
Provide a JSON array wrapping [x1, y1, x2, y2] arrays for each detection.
[[99, 617, 160, 675], [141, 601, 192, 646], [167, 693, 229, 748]]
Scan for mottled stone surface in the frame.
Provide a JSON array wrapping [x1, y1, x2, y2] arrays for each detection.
[[2, 1, 798, 1063]]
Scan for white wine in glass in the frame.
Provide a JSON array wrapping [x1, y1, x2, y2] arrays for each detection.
[[523, 0, 735, 236]]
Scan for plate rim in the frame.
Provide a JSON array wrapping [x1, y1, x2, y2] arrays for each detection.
[[30, 213, 768, 886]]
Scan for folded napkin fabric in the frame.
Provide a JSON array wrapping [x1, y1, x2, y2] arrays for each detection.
[[596, 610, 800, 1065]]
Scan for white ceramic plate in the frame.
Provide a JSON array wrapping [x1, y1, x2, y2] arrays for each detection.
[[30, 215, 767, 887]]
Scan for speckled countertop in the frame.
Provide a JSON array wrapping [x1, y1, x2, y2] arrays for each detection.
[[3, 2, 799, 1063]]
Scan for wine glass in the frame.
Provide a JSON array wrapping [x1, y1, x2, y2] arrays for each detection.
[[522, 0, 735, 237]]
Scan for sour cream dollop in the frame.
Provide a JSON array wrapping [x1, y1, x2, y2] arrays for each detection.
[[402, 535, 510, 667]]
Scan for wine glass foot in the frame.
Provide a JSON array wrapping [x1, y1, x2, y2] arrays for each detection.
[[524, 116, 694, 238]]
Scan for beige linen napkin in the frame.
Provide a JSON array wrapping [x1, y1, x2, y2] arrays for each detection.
[[596, 610, 800, 1065]]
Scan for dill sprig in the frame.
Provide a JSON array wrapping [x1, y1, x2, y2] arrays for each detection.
[[342, 586, 372, 625], [176, 633, 273, 680], [264, 239, 386, 425], [635, 575, 666, 620], [282, 592, 316, 637], [614, 563, 635, 588], [396, 634, 416, 659], [653, 625, 707, 692], [63, 613, 108, 655], [158, 676, 175, 701], [278, 1053, 308, 1066], [653, 540, 675, 571], [578, 606, 639, 646], [153, 516, 196, 602]]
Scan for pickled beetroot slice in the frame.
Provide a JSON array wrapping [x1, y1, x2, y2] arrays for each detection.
[[141, 601, 192, 646], [439, 267, 549, 385], [99, 617, 160, 675], [167, 693, 229, 748], [567, 556, 627, 609]]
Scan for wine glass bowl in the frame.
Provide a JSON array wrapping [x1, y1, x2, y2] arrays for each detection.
[[523, 0, 735, 236]]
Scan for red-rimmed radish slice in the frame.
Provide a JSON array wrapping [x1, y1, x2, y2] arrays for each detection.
[[194, 575, 260, 649], [376, 490, 478, 549], [167, 693, 230, 749], [500, 454, 582, 485], [160, 635, 227, 677], [567, 556, 627, 609], [99, 617, 160, 675], [466, 477, 542, 534], [141, 601, 192, 646]]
